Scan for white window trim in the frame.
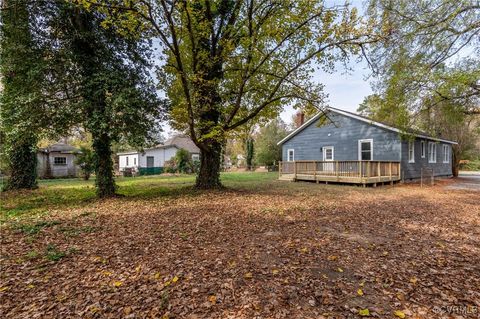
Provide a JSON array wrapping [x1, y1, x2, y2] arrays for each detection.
[[421, 140, 425, 158], [408, 140, 415, 163], [322, 146, 334, 161], [443, 145, 449, 163], [287, 149, 295, 162], [358, 139, 373, 161], [428, 142, 437, 163]]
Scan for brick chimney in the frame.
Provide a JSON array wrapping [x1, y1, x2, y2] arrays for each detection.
[[295, 111, 305, 128]]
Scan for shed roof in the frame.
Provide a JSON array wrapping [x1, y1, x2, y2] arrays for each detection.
[[39, 143, 79, 153], [117, 135, 200, 156], [277, 107, 458, 145]]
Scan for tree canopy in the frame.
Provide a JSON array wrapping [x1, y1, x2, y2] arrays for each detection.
[[78, 0, 379, 188]]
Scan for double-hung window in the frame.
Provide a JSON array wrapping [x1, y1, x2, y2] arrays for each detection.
[[443, 145, 449, 163], [358, 139, 373, 161], [428, 142, 437, 163], [287, 149, 294, 162], [421, 140, 426, 158], [408, 140, 415, 163]]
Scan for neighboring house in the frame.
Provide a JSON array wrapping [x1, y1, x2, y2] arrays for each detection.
[[117, 135, 200, 175], [37, 143, 79, 178], [277, 107, 457, 183]]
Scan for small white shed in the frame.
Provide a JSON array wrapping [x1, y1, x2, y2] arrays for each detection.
[[117, 135, 200, 175]]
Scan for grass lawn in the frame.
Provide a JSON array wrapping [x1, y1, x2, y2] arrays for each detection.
[[1, 172, 479, 318]]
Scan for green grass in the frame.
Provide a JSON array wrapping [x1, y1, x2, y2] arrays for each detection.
[[0, 172, 278, 222]]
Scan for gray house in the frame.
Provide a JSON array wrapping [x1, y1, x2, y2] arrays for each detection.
[[37, 143, 80, 178], [277, 107, 457, 184]]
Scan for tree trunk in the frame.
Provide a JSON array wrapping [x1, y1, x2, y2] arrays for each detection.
[[452, 149, 460, 177], [5, 135, 38, 190], [92, 133, 116, 197], [196, 141, 222, 189]]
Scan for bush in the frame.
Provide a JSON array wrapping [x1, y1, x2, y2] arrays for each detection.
[[175, 148, 192, 173], [460, 159, 480, 171], [75, 146, 95, 180]]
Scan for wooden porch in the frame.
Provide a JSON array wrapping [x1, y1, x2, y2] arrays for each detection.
[[279, 160, 401, 186]]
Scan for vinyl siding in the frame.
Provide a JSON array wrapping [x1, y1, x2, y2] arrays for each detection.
[[282, 111, 402, 162], [281, 110, 453, 179], [401, 139, 452, 179]]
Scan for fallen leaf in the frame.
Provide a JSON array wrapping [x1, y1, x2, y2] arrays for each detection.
[[394, 310, 406, 318], [208, 295, 216, 304], [358, 308, 370, 316], [0, 286, 9, 292], [357, 288, 364, 296], [337, 267, 344, 273], [154, 272, 161, 280], [113, 281, 123, 287], [327, 255, 338, 261], [409, 277, 418, 285], [172, 276, 179, 283], [272, 269, 279, 275], [244, 272, 253, 279]]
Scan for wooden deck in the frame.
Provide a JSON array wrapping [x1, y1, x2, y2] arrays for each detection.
[[279, 160, 401, 186]]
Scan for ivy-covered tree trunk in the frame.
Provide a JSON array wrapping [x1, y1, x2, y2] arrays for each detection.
[[92, 132, 116, 197], [4, 135, 38, 190], [0, 0, 41, 190], [245, 138, 254, 171]]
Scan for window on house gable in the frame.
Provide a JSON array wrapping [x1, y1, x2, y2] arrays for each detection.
[[134, 157, 136, 165], [428, 142, 437, 163], [287, 149, 294, 162], [421, 140, 425, 158], [408, 140, 415, 163], [54, 157, 67, 165], [126, 157, 129, 166]]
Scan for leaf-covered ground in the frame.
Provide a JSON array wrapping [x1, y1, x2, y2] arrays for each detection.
[[1, 173, 479, 318]]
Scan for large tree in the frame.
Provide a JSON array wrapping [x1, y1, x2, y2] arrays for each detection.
[[0, 0, 44, 190], [80, 0, 378, 188], [366, 0, 480, 122], [44, 2, 163, 197]]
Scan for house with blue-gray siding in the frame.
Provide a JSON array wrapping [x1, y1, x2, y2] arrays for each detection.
[[278, 107, 457, 180]]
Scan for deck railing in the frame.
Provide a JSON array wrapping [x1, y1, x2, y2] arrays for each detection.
[[279, 160, 401, 182]]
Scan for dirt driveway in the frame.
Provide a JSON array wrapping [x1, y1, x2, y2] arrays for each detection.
[[445, 172, 480, 191]]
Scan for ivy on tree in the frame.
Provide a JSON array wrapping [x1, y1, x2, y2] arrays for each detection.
[[46, 2, 164, 197], [0, 0, 43, 190]]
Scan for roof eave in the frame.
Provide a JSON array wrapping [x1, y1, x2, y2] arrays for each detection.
[[277, 107, 458, 145]]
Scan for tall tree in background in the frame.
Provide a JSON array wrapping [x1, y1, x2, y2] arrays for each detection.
[[245, 138, 254, 170], [80, 0, 378, 188], [0, 0, 43, 190], [366, 0, 480, 129], [255, 118, 288, 166]]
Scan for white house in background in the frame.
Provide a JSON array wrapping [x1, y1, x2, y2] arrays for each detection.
[[117, 135, 200, 175], [37, 143, 80, 178]]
